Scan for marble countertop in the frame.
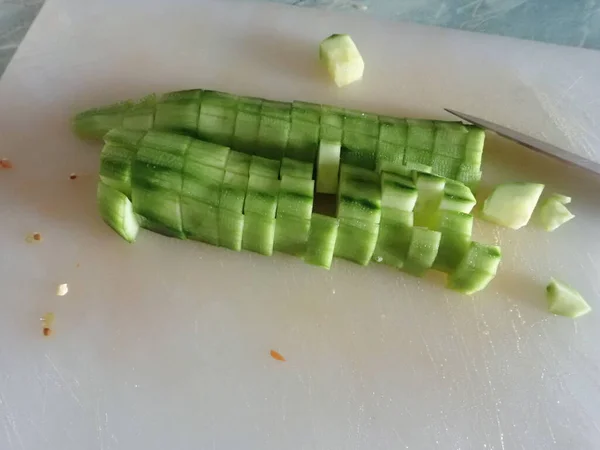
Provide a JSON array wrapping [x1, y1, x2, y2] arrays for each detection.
[[0, 0, 598, 77]]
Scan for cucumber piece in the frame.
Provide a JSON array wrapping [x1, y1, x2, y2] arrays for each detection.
[[242, 213, 276, 256], [304, 214, 339, 269], [104, 128, 147, 148], [546, 278, 591, 318], [538, 195, 575, 232], [380, 209, 414, 226], [402, 227, 442, 277], [186, 139, 230, 171], [337, 165, 382, 224], [431, 211, 473, 273], [198, 90, 238, 147], [181, 197, 219, 245], [99, 144, 137, 197], [277, 175, 314, 219], [181, 162, 224, 207], [286, 101, 321, 162], [433, 122, 469, 158], [433, 210, 473, 236], [404, 162, 433, 174], [133, 188, 184, 238], [141, 130, 192, 154], [274, 214, 311, 256], [464, 127, 485, 165], [226, 151, 251, 176], [413, 172, 446, 228], [97, 181, 139, 242], [218, 172, 249, 251], [123, 99, 156, 131], [455, 164, 482, 189], [341, 109, 379, 170], [377, 160, 412, 176], [249, 155, 281, 178], [406, 119, 435, 151], [232, 96, 263, 154], [334, 218, 379, 266], [256, 100, 291, 160], [372, 222, 412, 268], [154, 89, 202, 135], [319, 34, 364, 87], [380, 171, 418, 213], [320, 106, 344, 142], [376, 142, 405, 174], [218, 209, 244, 251], [431, 155, 461, 181], [441, 179, 476, 213], [244, 174, 280, 218], [447, 242, 501, 294], [316, 140, 341, 194], [280, 157, 313, 180], [379, 116, 408, 145], [482, 182, 544, 229], [404, 147, 433, 168]]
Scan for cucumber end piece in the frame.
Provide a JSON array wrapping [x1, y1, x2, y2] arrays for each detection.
[[546, 278, 591, 318]]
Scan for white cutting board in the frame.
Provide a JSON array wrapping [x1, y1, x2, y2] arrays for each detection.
[[1, 0, 600, 448]]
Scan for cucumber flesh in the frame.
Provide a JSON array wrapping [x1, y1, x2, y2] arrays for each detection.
[[538, 195, 574, 232], [280, 157, 314, 180], [97, 181, 139, 242], [380, 171, 417, 213], [277, 175, 314, 219], [316, 140, 341, 194], [413, 172, 446, 228], [319, 34, 364, 87], [402, 227, 441, 277], [334, 218, 379, 266], [250, 155, 281, 178], [447, 242, 501, 294], [242, 213, 276, 256], [482, 182, 544, 229], [99, 144, 137, 198], [274, 214, 311, 256], [546, 278, 591, 318], [244, 174, 280, 218], [372, 222, 411, 268], [337, 164, 382, 224], [304, 214, 339, 269]]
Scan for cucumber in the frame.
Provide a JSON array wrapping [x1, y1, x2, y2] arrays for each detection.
[[186, 139, 230, 171], [197, 90, 238, 147], [538, 194, 574, 232], [482, 182, 544, 229], [431, 211, 473, 273], [249, 155, 281, 178], [380, 171, 418, 213], [181, 197, 219, 245], [97, 181, 139, 242], [319, 106, 344, 142], [316, 140, 341, 194], [402, 227, 442, 276], [413, 172, 446, 228], [447, 242, 501, 294], [406, 119, 436, 151], [341, 109, 379, 170], [218, 209, 245, 251], [546, 278, 591, 318], [304, 213, 339, 269], [440, 179, 476, 214], [277, 175, 314, 219], [319, 34, 364, 87], [242, 213, 276, 256], [256, 100, 291, 160], [232, 96, 262, 154], [103, 128, 147, 148], [286, 101, 321, 162], [182, 162, 224, 207], [280, 157, 313, 180], [377, 116, 407, 172], [218, 172, 248, 251], [337, 164, 382, 224], [154, 89, 202, 135], [274, 214, 311, 256], [99, 144, 137, 197], [244, 174, 280, 218], [226, 151, 251, 176], [433, 122, 469, 159], [334, 218, 379, 266], [372, 222, 412, 268]]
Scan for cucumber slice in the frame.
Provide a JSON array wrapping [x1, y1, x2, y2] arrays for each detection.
[[441, 179, 476, 213], [104, 128, 147, 148], [433, 210, 473, 236], [455, 164, 482, 189], [256, 100, 291, 160], [277, 175, 314, 219], [218, 209, 244, 251], [413, 172, 446, 228], [432, 211, 473, 273], [372, 222, 412, 268], [482, 182, 544, 229], [433, 122, 469, 158], [99, 144, 137, 197], [218, 173, 249, 251], [402, 227, 442, 277], [141, 130, 192, 154], [97, 181, 139, 242], [244, 174, 280, 218], [226, 151, 251, 176], [286, 101, 321, 162], [546, 278, 591, 318], [133, 188, 184, 238], [274, 214, 311, 256], [249, 155, 281, 178], [154, 89, 202, 135], [538, 195, 575, 232], [123, 99, 156, 131], [404, 162, 432, 174], [181, 197, 219, 245], [464, 127, 485, 165], [242, 213, 276, 256], [319, 34, 364, 87], [380, 171, 418, 213], [75, 97, 154, 138], [431, 155, 461, 181], [406, 119, 435, 151], [334, 218, 379, 266], [320, 106, 344, 142], [181, 162, 224, 207], [447, 242, 501, 294], [186, 139, 230, 171], [304, 214, 339, 269], [377, 160, 412, 176], [337, 165, 382, 224], [341, 109, 379, 170], [404, 147, 433, 168], [379, 116, 408, 145], [232, 96, 262, 154], [380, 209, 414, 226], [376, 142, 405, 174], [280, 157, 313, 180], [316, 140, 341, 194], [198, 90, 239, 147]]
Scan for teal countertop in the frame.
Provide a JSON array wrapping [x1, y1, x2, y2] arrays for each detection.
[[0, 0, 598, 76]]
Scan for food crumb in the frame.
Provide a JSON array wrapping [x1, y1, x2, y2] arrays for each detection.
[[1, 158, 13, 169], [43, 327, 52, 337], [41, 312, 55, 337], [69, 173, 77, 180], [26, 232, 42, 243], [270, 349, 286, 362], [56, 283, 69, 296]]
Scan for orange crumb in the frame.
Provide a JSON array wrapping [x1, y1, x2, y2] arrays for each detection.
[[1, 159, 13, 169], [69, 173, 77, 180], [33, 232, 41, 241], [43, 327, 52, 337], [270, 349, 286, 362]]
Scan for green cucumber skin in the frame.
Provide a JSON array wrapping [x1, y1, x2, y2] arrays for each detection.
[[75, 89, 484, 181]]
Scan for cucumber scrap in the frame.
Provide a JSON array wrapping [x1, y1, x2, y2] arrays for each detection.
[[538, 193, 575, 232], [319, 34, 364, 87], [546, 278, 591, 318], [482, 182, 544, 229]]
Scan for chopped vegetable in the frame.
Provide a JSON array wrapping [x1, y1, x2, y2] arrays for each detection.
[[26, 232, 43, 243], [546, 278, 591, 318], [270, 349, 286, 361], [69, 173, 77, 180], [538, 193, 574, 231], [41, 312, 55, 337], [56, 283, 69, 296], [319, 34, 364, 87], [481, 182, 544, 229], [316, 140, 341, 193], [1, 158, 13, 169]]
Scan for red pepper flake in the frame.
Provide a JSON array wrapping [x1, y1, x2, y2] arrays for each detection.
[[1, 158, 13, 169], [33, 232, 41, 241], [69, 173, 77, 180], [43, 327, 52, 337], [270, 349, 286, 362]]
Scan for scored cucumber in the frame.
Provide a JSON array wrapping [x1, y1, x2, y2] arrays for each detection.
[[316, 140, 342, 194], [319, 34, 364, 87], [280, 157, 313, 180], [538, 193, 574, 232], [304, 214, 339, 269], [447, 242, 501, 294], [97, 181, 139, 242], [546, 278, 591, 318], [337, 164, 382, 224], [402, 227, 442, 276], [482, 182, 544, 229]]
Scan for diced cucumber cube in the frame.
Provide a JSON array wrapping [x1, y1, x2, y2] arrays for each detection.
[[274, 214, 311, 256], [99, 144, 137, 198], [317, 140, 341, 194], [414, 172, 446, 228], [257, 100, 291, 160], [538, 196, 575, 232], [402, 227, 441, 277], [226, 151, 251, 176], [154, 90, 202, 135], [104, 128, 147, 148], [182, 163, 224, 207], [304, 213, 339, 269], [242, 213, 276, 256], [433, 122, 469, 158], [219, 172, 249, 213], [381, 171, 418, 212], [198, 90, 238, 147], [250, 155, 281, 178], [280, 157, 314, 180], [372, 222, 412, 268], [232, 96, 262, 153], [337, 164, 382, 224], [319, 34, 364, 87], [546, 278, 591, 318], [278, 175, 314, 219], [334, 218, 379, 266], [97, 181, 140, 243], [482, 182, 544, 229], [186, 139, 230, 171], [132, 188, 184, 238], [218, 209, 244, 251], [181, 197, 219, 245], [244, 174, 280, 218], [406, 119, 435, 151], [447, 242, 501, 294]]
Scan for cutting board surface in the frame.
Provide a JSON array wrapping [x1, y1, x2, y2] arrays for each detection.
[[1, 0, 600, 448]]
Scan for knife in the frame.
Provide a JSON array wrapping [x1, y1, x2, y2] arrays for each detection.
[[444, 108, 600, 177]]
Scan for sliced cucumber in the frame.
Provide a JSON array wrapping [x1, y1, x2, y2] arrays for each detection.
[[197, 90, 238, 147], [274, 214, 311, 256], [337, 165, 382, 224], [103, 128, 147, 148], [538, 194, 574, 232], [154, 89, 202, 135], [320, 106, 344, 142], [249, 155, 281, 178], [244, 174, 280, 218], [380, 209, 414, 227], [433, 122, 469, 159], [256, 100, 291, 160], [304, 213, 339, 269], [232, 96, 262, 154], [218, 209, 245, 251], [402, 227, 442, 276], [413, 172, 446, 228], [226, 151, 251, 176], [99, 144, 137, 197], [181, 197, 219, 245], [431, 211, 473, 273], [242, 213, 276, 256], [482, 182, 544, 229], [319, 34, 364, 87], [380, 171, 417, 213], [181, 162, 224, 207], [546, 278, 591, 318], [277, 175, 314, 219], [341, 109, 379, 170], [378, 116, 407, 172], [440, 179, 476, 213], [316, 140, 341, 194], [372, 222, 412, 268], [286, 101, 321, 162], [186, 139, 230, 171], [97, 181, 139, 242], [447, 242, 501, 294], [280, 157, 313, 180], [218, 172, 248, 251], [406, 119, 436, 151], [334, 218, 379, 266]]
